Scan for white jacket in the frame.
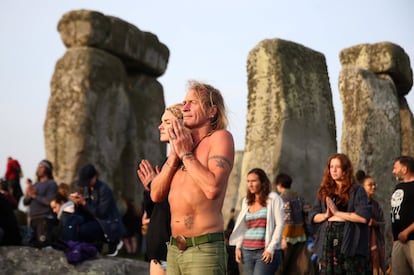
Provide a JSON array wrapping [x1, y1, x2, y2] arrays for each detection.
[[229, 192, 285, 254]]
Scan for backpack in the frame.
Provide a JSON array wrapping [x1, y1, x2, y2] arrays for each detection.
[[65, 240, 98, 265]]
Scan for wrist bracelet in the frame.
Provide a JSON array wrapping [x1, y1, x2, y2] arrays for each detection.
[[165, 161, 178, 169], [179, 151, 193, 160]]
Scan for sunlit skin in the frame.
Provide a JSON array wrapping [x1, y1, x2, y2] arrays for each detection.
[[151, 87, 235, 238], [159, 110, 179, 143], [138, 109, 181, 191]]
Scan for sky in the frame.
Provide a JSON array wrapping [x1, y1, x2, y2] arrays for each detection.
[[1, 0, 413, 180]]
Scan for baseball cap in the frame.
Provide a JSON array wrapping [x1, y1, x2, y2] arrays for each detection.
[[78, 164, 97, 187]]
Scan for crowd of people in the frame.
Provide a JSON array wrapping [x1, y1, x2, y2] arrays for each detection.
[[1, 80, 414, 275], [0, 158, 141, 259]]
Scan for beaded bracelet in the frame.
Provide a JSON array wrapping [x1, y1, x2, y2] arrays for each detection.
[[179, 151, 193, 160]]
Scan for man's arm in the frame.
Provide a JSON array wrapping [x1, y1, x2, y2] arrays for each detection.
[[180, 130, 234, 200], [398, 222, 414, 243]]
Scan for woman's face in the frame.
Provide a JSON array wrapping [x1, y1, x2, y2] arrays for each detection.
[[329, 157, 345, 182], [158, 110, 178, 142], [363, 177, 376, 197], [247, 172, 262, 194]]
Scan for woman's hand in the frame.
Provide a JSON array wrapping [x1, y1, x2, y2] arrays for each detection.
[[262, 250, 273, 264], [235, 247, 242, 263], [137, 160, 158, 191], [326, 197, 338, 215], [281, 238, 288, 250]]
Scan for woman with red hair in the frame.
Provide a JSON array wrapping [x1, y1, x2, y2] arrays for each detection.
[[309, 153, 371, 274]]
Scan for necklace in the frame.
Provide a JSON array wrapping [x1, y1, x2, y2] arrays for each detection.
[[180, 130, 214, 171]]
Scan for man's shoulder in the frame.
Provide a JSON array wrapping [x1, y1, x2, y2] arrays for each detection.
[[211, 129, 233, 140], [209, 129, 235, 153]]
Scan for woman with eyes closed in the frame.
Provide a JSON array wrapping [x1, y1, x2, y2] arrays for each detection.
[[137, 103, 183, 275], [309, 153, 371, 275]]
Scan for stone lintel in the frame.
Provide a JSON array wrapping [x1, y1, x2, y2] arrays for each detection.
[[340, 42, 413, 96], [58, 9, 169, 77]]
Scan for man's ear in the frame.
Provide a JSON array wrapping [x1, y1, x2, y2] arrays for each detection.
[[402, 166, 408, 175], [209, 105, 217, 118]]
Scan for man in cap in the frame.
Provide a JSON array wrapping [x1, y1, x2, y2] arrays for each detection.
[[69, 164, 125, 256]]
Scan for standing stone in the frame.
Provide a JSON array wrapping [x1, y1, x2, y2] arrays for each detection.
[[339, 41, 413, 207], [400, 97, 414, 157], [339, 67, 401, 204], [340, 43, 413, 159], [241, 38, 337, 205], [223, 150, 243, 223], [339, 41, 414, 258], [45, 10, 169, 203], [46, 47, 133, 188]]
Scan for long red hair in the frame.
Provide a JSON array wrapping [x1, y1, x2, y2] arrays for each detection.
[[317, 153, 355, 206]]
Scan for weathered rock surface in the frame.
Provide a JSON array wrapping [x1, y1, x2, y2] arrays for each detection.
[[0, 246, 148, 275], [46, 47, 133, 188], [222, 150, 243, 222], [340, 42, 413, 96], [339, 67, 400, 204], [339, 42, 414, 258], [241, 38, 337, 205], [46, 10, 167, 203], [400, 97, 414, 157], [58, 9, 169, 76]]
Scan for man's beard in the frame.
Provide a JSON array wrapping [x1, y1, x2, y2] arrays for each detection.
[[394, 174, 404, 182]]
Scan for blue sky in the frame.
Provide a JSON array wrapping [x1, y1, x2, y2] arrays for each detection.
[[1, 0, 413, 179]]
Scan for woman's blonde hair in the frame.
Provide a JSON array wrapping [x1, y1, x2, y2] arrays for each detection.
[[166, 103, 183, 119]]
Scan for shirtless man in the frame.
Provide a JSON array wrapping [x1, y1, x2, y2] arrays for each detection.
[[150, 80, 235, 274]]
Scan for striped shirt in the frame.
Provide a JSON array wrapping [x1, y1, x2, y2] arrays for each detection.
[[242, 207, 267, 250]]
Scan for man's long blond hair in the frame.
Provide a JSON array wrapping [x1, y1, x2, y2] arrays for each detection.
[[187, 80, 228, 130]]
